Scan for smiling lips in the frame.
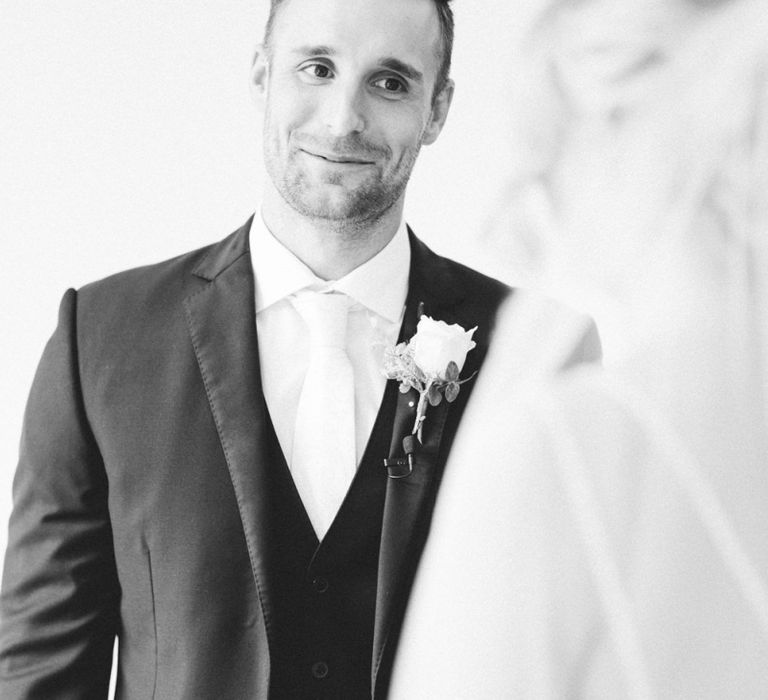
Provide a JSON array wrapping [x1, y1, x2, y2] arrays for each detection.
[[300, 148, 375, 165]]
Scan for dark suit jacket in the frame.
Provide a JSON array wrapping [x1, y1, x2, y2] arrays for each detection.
[[0, 220, 510, 698]]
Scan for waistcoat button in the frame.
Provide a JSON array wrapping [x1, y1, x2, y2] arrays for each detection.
[[311, 661, 329, 679], [312, 576, 329, 593]]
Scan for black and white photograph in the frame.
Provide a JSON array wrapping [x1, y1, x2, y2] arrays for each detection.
[[1, 0, 767, 697]]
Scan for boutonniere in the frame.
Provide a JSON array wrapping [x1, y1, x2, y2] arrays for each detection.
[[383, 314, 478, 444]]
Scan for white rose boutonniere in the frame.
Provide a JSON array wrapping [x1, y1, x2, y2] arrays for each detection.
[[383, 315, 477, 442], [410, 316, 477, 380]]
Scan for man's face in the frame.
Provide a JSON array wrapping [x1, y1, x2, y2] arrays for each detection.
[[255, 0, 452, 224]]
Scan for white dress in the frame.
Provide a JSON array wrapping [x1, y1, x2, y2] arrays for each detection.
[[390, 293, 768, 699], [390, 1, 768, 697]]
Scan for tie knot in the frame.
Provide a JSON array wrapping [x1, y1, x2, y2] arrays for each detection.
[[292, 291, 350, 348]]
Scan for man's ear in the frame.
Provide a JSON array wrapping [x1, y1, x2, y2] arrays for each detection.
[[250, 44, 269, 108], [422, 79, 455, 146]]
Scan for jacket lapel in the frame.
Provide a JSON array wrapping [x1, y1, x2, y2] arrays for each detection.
[[182, 219, 279, 658], [373, 231, 493, 693]]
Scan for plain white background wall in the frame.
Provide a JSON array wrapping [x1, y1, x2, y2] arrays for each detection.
[[0, 2, 535, 560]]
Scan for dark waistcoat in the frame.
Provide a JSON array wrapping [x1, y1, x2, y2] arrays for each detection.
[[266, 380, 398, 699]]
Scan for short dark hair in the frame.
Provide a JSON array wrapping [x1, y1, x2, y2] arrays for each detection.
[[263, 0, 454, 99]]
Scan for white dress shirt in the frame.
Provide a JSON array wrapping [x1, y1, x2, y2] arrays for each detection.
[[250, 213, 410, 476]]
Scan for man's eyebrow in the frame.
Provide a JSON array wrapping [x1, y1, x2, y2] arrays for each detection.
[[378, 57, 423, 84], [292, 45, 336, 57]]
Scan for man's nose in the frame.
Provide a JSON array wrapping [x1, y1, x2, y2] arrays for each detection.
[[321, 83, 366, 136]]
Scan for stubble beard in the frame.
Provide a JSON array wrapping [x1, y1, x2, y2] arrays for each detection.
[[263, 123, 423, 231]]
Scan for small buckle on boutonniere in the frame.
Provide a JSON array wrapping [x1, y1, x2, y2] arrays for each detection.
[[382, 312, 478, 478], [383, 436, 418, 479]]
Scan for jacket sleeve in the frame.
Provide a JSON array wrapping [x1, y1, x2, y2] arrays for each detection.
[[0, 289, 119, 699]]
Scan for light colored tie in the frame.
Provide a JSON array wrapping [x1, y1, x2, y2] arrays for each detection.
[[291, 291, 356, 539]]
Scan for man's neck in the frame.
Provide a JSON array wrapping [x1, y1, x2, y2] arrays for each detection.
[[261, 186, 404, 281]]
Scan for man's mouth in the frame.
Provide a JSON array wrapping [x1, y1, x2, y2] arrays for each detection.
[[300, 149, 375, 165]]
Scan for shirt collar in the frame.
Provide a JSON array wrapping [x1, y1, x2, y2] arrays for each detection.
[[249, 212, 410, 324]]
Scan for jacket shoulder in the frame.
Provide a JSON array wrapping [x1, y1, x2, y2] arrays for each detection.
[[76, 222, 249, 319], [409, 233, 511, 315], [436, 254, 510, 303]]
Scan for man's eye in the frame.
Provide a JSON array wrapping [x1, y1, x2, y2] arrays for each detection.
[[373, 76, 407, 94], [300, 63, 333, 80]]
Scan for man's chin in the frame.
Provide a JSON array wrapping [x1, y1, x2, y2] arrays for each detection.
[[282, 185, 393, 224]]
